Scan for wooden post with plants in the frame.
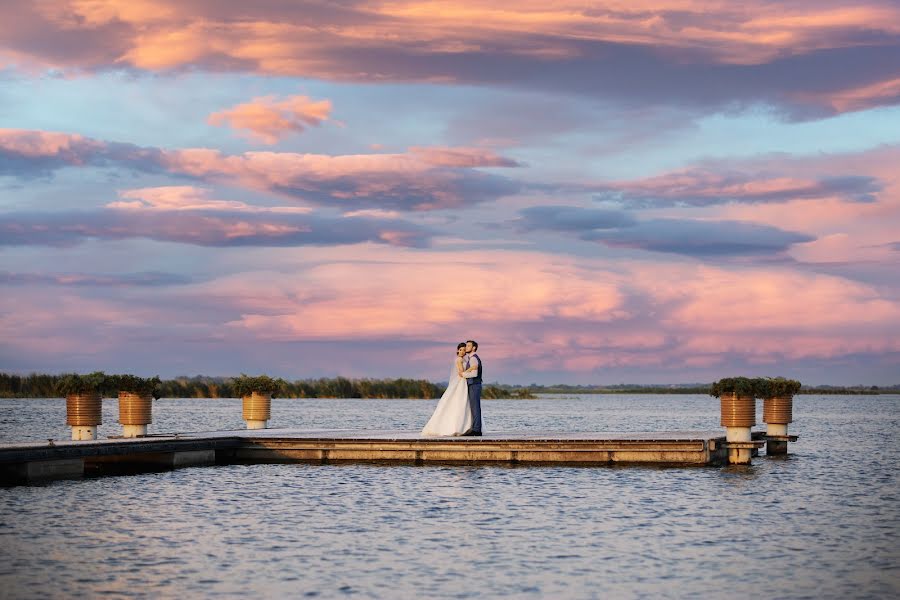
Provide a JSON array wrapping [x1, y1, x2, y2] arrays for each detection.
[[112, 375, 161, 438], [710, 377, 758, 465], [55, 372, 106, 441], [758, 377, 800, 455], [232, 375, 284, 430]]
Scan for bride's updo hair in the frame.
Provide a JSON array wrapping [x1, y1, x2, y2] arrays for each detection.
[[457, 342, 466, 351]]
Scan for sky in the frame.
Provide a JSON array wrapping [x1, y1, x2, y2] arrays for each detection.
[[1, 1, 899, 385]]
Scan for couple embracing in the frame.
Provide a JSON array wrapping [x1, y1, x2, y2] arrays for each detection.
[[421, 340, 483, 437]]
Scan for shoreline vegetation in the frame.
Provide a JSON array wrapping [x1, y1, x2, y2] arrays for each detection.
[[0, 373, 534, 400], [1, 373, 898, 399]]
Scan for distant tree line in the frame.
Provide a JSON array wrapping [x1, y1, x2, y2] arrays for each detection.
[[2, 373, 895, 399], [0, 373, 535, 400], [523, 384, 897, 395]]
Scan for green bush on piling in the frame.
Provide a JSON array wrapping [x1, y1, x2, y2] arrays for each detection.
[[710, 376, 802, 398], [54, 371, 108, 396], [230, 374, 286, 398], [755, 377, 801, 398], [110, 374, 162, 399], [709, 377, 757, 398]]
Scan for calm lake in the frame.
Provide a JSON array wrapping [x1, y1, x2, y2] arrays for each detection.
[[1, 395, 898, 599]]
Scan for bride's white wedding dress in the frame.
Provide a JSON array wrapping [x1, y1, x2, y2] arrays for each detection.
[[421, 358, 474, 436]]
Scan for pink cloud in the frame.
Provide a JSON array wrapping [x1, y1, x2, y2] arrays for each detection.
[[3, 246, 899, 379], [592, 168, 881, 207], [179, 250, 900, 371], [0, 129, 520, 210], [660, 146, 900, 263], [213, 252, 626, 341], [792, 77, 900, 113], [208, 94, 332, 144], [410, 146, 521, 168], [107, 186, 312, 213], [11, 1, 899, 67], [3, 2, 900, 116]]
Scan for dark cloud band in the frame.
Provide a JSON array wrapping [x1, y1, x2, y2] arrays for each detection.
[[0, 209, 433, 248]]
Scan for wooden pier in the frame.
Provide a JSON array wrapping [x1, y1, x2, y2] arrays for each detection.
[[0, 428, 769, 484]]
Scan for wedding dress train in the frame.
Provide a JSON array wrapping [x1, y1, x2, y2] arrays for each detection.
[[421, 360, 474, 436]]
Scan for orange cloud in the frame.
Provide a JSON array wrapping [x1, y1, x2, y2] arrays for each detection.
[[4, 245, 899, 377], [17, 1, 900, 66], [187, 249, 900, 371], [4, 1, 900, 115], [208, 95, 332, 144], [215, 251, 626, 341]]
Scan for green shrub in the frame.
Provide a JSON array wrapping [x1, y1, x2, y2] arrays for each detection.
[[230, 374, 285, 398], [756, 377, 802, 397], [709, 376, 757, 398], [54, 371, 108, 396], [110, 374, 162, 399]]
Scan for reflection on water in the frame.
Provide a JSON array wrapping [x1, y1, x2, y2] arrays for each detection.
[[1, 395, 898, 598]]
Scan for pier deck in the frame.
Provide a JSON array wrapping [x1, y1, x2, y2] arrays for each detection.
[[0, 428, 741, 484]]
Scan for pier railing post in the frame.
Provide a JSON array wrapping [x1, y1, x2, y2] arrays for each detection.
[[66, 392, 102, 441], [720, 392, 755, 464], [243, 392, 271, 429]]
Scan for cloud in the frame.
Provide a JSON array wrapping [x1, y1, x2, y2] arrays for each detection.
[[0, 208, 433, 248], [792, 77, 900, 114], [0, 129, 143, 177], [2, 1, 900, 117], [127, 251, 900, 367], [517, 206, 637, 231], [409, 146, 521, 168], [0, 270, 193, 287], [0, 129, 520, 210], [583, 218, 815, 257], [517, 205, 814, 257], [207, 94, 332, 144], [107, 185, 313, 213], [2, 247, 899, 381], [592, 169, 883, 207]]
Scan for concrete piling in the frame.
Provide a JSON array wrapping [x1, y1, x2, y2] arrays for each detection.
[[763, 395, 794, 455], [242, 391, 271, 429], [66, 392, 102, 441], [720, 392, 756, 464], [119, 391, 153, 438]]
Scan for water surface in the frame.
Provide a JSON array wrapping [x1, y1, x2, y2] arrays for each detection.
[[1, 395, 898, 598]]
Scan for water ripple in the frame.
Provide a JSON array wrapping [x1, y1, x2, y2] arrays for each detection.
[[0, 395, 898, 598]]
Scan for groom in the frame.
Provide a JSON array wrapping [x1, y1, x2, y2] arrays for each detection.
[[461, 340, 483, 436]]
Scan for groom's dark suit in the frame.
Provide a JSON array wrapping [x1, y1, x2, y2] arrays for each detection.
[[464, 353, 483, 434]]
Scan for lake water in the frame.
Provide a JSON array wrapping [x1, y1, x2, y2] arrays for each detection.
[[1, 395, 898, 599]]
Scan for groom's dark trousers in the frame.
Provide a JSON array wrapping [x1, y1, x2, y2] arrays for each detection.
[[467, 383, 483, 433], [466, 352, 483, 433]]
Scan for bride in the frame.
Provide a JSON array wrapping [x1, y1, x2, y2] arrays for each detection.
[[421, 342, 474, 436]]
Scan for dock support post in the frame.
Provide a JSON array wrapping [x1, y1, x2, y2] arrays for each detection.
[[720, 391, 755, 465], [246, 419, 268, 430], [766, 423, 788, 455], [763, 395, 793, 456], [725, 426, 752, 464]]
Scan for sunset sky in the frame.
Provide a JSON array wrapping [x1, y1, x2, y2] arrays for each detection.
[[1, 1, 899, 385]]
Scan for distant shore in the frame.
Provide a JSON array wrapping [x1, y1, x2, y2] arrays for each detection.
[[1, 373, 897, 399]]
